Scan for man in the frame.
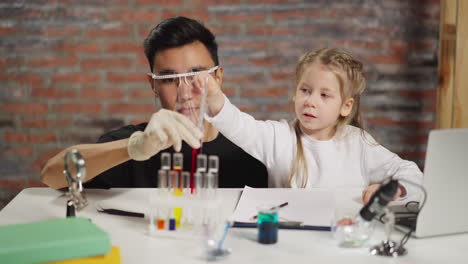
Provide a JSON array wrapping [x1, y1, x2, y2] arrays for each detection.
[[41, 16, 268, 189]]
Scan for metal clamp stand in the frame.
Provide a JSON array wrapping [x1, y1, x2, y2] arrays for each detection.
[[370, 208, 407, 257], [63, 149, 88, 217]]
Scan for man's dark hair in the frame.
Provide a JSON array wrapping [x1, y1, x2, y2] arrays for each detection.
[[143, 16, 219, 72]]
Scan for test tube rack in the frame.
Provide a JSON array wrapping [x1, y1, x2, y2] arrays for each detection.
[[147, 152, 223, 239]]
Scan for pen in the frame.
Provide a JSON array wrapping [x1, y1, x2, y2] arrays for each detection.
[[251, 202, 289, 220]]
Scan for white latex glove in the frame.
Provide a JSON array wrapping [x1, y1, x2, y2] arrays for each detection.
[[128, 109, 203, 161]]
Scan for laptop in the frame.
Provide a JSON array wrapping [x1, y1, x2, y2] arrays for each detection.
[[394, 128, 468, 238]]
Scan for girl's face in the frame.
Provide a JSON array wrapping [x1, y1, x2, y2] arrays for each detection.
[[294, 63, 354, 140]]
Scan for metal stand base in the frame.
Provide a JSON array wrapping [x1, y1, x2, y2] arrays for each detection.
[[370, 240, 407, 257]]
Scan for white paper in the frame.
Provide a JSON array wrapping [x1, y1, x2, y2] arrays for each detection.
[[231, 186, 335, 227]]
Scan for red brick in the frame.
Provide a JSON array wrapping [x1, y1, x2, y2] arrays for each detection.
[[388, 41, 408, 54], [247, 26, 295, 36], [402, 134, 429, 145], [0, 179, 26, 190], [219, 41, 268, 51], [57, 0, 127, 5], [81, 87, 125, 99], [223, 74, 262, 84], [334, 40, 383, 50], [248, 56, 279, 66], [161, 10, 209, 21], [4, 132, 57, 143], [135, 0, 182, 5], [222, 87, 235, 97], [54, 103, 103, 114], [0, 73, 43, 85], [366, 118, 434, 129], [367, 55, 405, 65], [0, 58, 24, 69], [106, 42, 142, 53], [398, 90, 437, 99], [32, 87, 77, 98], [249, 0, 300, 3], [408, 40, 435, 51], [267, 103, 294, 113], [52, 73, 100, 83], [31, 149, 62, 170], [107, 72, 145, 83], [137, 53, 150, 68], [209, 25, 242, 36], [107, 103, 155, 114], [81, 57, 133, 70], [56, 43, 101, 53], [138, 25, 152, 38], [108, 9, 158, 23], [238, 105, 260, 113], [326, 8, 370, 18], [241, 87, 289, 97], [221, 57, 248, 65], [86, 25, 131, 38], [22, 118, 71, 128], [29, 56, 78, 67], [359, 26, 399, 37], [12, 147, 34, 157], [217, 13, 265, 23], [185, 0, 239, 5], [43, 26, 81, 37], [272, 10, 321, 20], [3, 103, 48, 114], [129, 89, 154, 99], [27, 179, 47, 187], [271, 72, 294, 81], [0, 26, 16, 35]]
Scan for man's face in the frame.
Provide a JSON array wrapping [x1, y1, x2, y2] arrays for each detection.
[[149, 41, 222, 123]]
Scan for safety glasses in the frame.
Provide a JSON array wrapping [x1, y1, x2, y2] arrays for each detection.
[[151, 66, 219, 88]]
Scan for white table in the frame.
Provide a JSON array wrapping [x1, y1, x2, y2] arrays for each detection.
[[1, 188, 467, 264]]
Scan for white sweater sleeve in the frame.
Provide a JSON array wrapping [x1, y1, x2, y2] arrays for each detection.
[[205, 95, 289, 169], [361, 132, 423, 199]]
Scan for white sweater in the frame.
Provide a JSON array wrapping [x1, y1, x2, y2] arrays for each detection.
[[206, 96, 423, 197]]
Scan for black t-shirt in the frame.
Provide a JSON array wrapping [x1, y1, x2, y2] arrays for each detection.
[[84, 123, 268, 188]]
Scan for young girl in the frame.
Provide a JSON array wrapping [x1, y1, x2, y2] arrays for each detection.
[[200, 48, 422, 203]]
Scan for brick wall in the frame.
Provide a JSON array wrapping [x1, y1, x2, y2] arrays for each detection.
[[0, 0, 440, 209]]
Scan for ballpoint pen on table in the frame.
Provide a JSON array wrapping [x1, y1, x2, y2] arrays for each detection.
[[251, 202, 289, 220]]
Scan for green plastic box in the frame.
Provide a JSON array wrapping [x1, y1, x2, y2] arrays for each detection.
[[0, 217, 111, 264]]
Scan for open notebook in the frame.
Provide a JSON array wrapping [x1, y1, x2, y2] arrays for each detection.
[[231, 186, 335, 230]]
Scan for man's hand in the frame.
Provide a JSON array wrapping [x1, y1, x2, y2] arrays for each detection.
[[128, 109, 203, 161], [362, 183, 404, 205]]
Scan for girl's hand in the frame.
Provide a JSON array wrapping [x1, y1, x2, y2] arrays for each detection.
[[194, 72, 225, 117], [362, 183, 404, 205]]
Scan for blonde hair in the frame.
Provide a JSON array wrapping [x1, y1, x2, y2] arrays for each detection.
[[288, 48, 366, 187]]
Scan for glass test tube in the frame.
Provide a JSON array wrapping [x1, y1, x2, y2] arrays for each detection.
[[173, 153, 183, 196], [157, 170, 168, 230], [161, 152, 171, 170], [195, 154, 207, 195], [182, 171, 190, 194], [197, 154, 207, 172], [172, 153, 183, 228], [194, 171, 204, 196], [207, 156, 219, 197], [208, 155, 219, 174]]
